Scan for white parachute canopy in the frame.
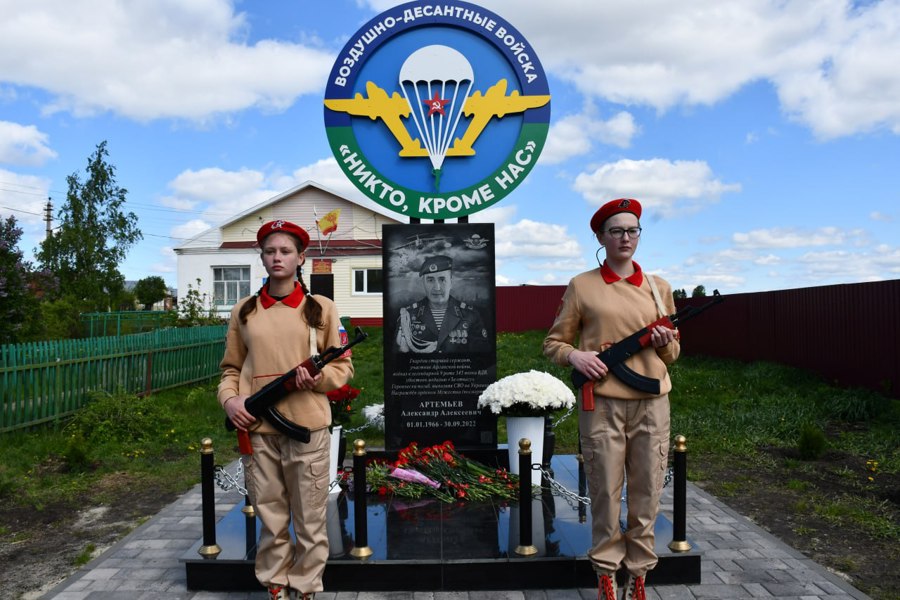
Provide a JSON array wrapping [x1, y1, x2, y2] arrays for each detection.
[[399, 45, 474, 186]]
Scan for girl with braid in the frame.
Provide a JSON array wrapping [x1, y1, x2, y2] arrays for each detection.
[[220, 220, 353, 600]]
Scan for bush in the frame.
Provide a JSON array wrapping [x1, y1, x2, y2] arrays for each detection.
[[798, 423, 828, 460], [817, 387, 891, 422], [62, 433, 92, 473], [65, 388, 175, 447]]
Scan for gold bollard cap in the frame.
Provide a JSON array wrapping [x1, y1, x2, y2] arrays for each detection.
[[517, 438, 532, 454], [200, 437, 213, 454], [353, 438, 367, 456], [673, 435, 687, 452]]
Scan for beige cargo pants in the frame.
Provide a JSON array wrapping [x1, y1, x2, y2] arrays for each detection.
[[244, 427, 330, 594], [579, 394, 670, 577]]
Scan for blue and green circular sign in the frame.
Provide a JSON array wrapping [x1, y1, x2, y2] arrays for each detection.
[[324, 0, 551, 220]]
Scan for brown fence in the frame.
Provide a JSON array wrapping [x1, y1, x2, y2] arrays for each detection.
[[495, 280, 900, 400]]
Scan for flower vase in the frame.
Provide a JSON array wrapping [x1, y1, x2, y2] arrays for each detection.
[[506, 415, 545, 487], [328, 425, 343, 494]]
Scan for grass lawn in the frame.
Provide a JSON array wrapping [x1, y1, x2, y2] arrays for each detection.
[[1, 326, 897, 598]]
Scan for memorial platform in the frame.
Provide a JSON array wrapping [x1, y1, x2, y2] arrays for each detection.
[[183, 453, 700, 592]]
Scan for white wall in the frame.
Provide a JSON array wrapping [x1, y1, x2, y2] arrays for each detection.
[[177, 250, 385, 319]]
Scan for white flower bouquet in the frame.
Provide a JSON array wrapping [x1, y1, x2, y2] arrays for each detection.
[[362, 403, 385, 430], [477, 370, 575, 417]]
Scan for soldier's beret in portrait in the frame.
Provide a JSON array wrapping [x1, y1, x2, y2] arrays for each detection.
[[419, 255, 453, 276]]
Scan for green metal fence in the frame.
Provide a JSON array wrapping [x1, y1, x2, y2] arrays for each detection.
[[0, 325, 227, 432]]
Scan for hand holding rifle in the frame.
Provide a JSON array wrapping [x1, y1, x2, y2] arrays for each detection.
[[568, 325, 677, 381], [225, 326, 369, 451], [224, 367, 325, 432], [571, 290, 723, 410]]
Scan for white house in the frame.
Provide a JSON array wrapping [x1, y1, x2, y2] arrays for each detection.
[[174, 181, 403, 323]]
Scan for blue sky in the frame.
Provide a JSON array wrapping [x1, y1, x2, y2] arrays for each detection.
[[1, 0, 899, 294]]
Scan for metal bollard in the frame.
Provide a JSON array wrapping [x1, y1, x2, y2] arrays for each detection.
[[514, 437, 537, 556], [668, 435, 691, 552], [243, 492, 256, 555], [349, 439, 373, 559], [197, 438, 221, 558]]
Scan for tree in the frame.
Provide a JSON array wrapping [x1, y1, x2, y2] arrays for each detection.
[[133, 276, 168, 310], [672, 288, 687, 299], [36, 141, 142, 311], [0, 216, 59, 342], [0, 216, 38, 343], [691, 285, 707, 297]]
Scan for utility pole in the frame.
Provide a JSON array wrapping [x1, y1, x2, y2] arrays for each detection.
[[44, 197, 52, 238]]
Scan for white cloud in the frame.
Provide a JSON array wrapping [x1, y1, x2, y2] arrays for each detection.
[[0, 122, 57, 166], [4, 0, 899, 137], [165, 167, 274, 223], [0, 169, 50, 225], [494, 218, 581, 258], [542, 110, 637, 164], [529, 258, 589, 272], [171, 219, 212, 242], [470, 204, 517, 226], [372, 0, 900, 139], [573, 158, 741, 217], [732, 226, 868, 250], [774, 0, 900, 138], [0, 1, 334, 121]]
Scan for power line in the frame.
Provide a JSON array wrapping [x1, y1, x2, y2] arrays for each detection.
[[0, 204, 44, 217]]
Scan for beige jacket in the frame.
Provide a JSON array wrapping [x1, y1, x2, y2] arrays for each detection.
[[543, 268, 680, 400], [218, 293, 353, 434]]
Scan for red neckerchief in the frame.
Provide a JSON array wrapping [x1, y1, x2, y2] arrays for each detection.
[[600, 260, 644, 286], [259, 281, 305, 309]]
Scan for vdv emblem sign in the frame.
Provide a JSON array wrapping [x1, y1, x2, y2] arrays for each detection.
[[324, 0, 551, 220]]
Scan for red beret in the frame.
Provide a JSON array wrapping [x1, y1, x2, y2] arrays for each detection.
[[590, 198, 642, 233], [256, 220, 310, 250]]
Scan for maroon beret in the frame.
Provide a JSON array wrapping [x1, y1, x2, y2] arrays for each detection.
[[590, 198, 642, 233], [256, 220, 310, 250]]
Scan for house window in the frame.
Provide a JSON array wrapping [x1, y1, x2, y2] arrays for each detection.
[[213, 266, 251, 306], [353, 268, 383, 295]]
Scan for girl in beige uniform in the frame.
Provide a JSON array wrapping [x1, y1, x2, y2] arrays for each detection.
[[544, 199, 679, 600], [220, 220, 353, 600]]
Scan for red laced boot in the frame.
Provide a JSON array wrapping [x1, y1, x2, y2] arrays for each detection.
[[597, 571, 617, 600], [623, 573, 646, 600]]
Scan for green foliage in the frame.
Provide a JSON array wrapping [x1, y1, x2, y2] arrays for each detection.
[[691, 285, 707, 297], [73, 543, 97, 566], [0, 216, 54, 343], [798, 423, 828, 460], [62, 432, 92, 473], [816, 386, 892, 422], [36, 141, 142, 311], [672, 288, 687, 299], [0, 381, 239, 509], [66, 388, 175, 447], [36, 296, 92, 340], [168, 279, 224, 327], [133, 276, 168, 310]]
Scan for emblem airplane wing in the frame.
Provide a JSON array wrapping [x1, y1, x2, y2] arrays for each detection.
[[324, 82, 426, 156], [450, 79, 551, 156]]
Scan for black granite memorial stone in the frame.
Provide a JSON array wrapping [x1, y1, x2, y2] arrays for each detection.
[[382, 223, 497, 451]]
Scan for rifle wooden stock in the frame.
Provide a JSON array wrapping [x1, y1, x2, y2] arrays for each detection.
[[571, 291, 723, 409]]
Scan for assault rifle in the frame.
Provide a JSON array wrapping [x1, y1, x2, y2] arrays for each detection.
[[572, 290, 723, 410], [226, 326, 369, 452]]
